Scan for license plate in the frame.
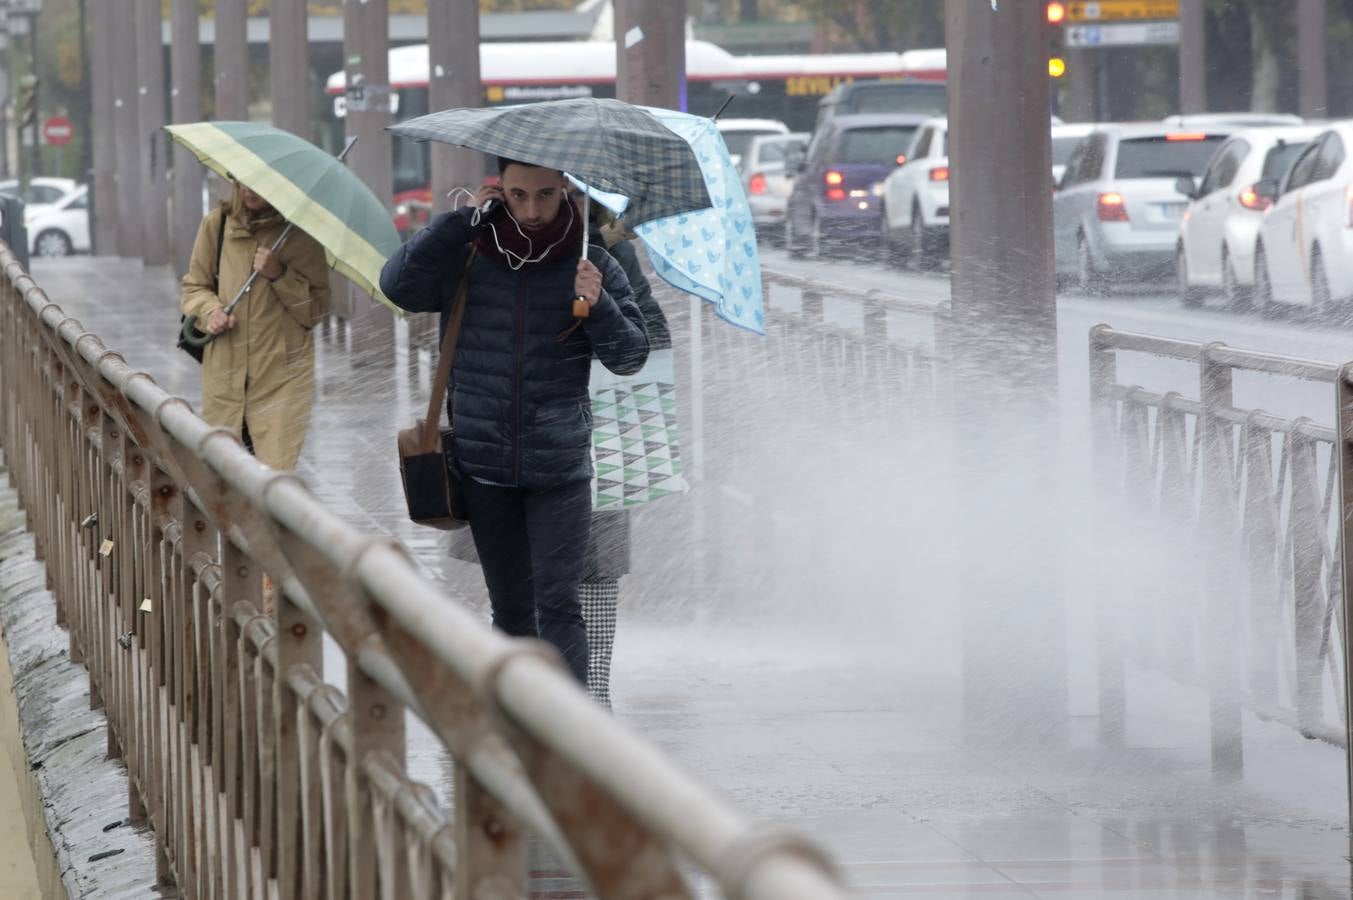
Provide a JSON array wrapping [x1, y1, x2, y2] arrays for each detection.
[[1158, 202, 1187, 219]]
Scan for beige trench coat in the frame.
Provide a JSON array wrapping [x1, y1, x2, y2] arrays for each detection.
[[180, 206, 331, 470]]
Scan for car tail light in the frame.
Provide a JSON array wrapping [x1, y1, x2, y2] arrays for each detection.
[[1097, 192, 1129, 222], [824, 170, 846, 201], [1165, 132, 1207, 142], [1239, 185, 1270, 211], [895, 154, 908, 166], [929, 166, 950, 182], [748, 173, 767, 196]]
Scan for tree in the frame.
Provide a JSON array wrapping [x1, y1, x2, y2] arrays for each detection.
[[795, 0, 942, 51]]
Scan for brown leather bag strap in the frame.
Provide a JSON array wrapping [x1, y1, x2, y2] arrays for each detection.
[[426, 248, 477, 429]]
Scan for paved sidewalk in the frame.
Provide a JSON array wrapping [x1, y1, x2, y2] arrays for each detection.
[[0, 635, 44, 900], [23, 256, 1353, 898]]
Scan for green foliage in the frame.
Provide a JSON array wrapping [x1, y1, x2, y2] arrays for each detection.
[[795, 0, 941, 51]]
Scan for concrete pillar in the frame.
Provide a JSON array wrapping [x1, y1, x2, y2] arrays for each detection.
[[136, 0, 170, 266], [945, 1, 1065, 744], [214, 0, 248, 121], [344, 0, 394, 346], [89, 0, 117, 254], [170, 0, 203, 275], [112, 0, 142, 259], [270, 0, 309, 138], [428, 0, 483, 215], [1178, 0, 1206, 115], [1298, 0, 1327, 119], [615, 0, 686, 109]]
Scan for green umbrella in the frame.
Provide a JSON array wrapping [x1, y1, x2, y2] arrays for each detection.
[[165, 120, 401, 312]]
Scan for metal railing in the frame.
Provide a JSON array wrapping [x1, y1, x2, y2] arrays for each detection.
[[0, 240, 846, 898], [1089, 325, 1353, 777]]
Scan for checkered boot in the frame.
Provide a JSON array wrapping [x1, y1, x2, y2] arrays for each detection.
[[580, 580, 618, 709]]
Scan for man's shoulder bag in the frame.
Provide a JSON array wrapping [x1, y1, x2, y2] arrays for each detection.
[[177, 210, 227, 364], [398, 249, 477, 530]]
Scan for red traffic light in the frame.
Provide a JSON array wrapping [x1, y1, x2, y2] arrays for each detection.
[[1047, 1, 1067, 24]]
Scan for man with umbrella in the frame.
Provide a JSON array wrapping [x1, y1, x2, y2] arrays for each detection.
[[380, 157, 650, 685]]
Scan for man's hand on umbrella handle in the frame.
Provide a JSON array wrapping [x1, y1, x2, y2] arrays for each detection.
[[575, 259, 602, 305], [254, 247, 285, 281], [206, 309, 237, 335]]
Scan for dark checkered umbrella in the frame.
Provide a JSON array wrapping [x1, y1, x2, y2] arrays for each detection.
[[387, 98, 712, 226]]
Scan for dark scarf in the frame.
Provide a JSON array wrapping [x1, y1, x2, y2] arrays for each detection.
[[473, 196, 584, 269]]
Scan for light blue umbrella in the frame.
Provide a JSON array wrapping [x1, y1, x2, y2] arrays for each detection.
[[571, 107, 766, 336]]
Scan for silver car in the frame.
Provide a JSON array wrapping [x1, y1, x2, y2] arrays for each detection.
[[740, 132, 808, 235], [1054, 123, 1233, 290]]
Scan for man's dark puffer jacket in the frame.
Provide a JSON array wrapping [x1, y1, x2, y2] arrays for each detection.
[[380, 208, 650, 489]]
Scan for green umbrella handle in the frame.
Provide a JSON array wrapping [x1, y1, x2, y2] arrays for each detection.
[[181, 316, 215, 348]]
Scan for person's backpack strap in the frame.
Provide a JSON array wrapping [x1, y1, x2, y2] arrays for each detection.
[[212, 208, 226, 294], [429, 248, 478, 432]]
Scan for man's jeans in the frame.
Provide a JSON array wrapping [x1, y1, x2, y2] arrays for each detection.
[[462, 477, 593, 684]]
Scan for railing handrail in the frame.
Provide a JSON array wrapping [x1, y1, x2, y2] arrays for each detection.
[[1091, 323, 1341, 383], [0, 245, 846, 899]]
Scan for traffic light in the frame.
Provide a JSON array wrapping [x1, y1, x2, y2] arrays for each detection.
[[1045, 3, 1067, 81]]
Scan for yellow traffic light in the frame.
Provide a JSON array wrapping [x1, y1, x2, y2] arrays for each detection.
[[1048, 57, 1067, 78]]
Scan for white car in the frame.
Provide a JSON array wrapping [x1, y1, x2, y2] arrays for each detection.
[[26, 186, 90, 257], [1255, 123, 1353, 311], [716, 118, 789, 168], [1162, 112, 1305, 129], [741, 132, 807, 235], [1054, 124, 1234, 290], [1051, 123, 1096, 187], [0, 176, 81, 217], [1176, 126, 1321, 308], [878, 117, 949, 268]]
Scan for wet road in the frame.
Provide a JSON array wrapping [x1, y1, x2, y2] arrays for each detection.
[[27, 254, 1353, 898]]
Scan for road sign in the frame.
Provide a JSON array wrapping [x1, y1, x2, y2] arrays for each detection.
[[1067, 0, 1179, 22], [1066, 21, 1180, 47], [41, 116, 72, 147]]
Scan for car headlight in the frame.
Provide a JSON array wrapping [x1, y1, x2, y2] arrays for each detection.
[[871, 182, 885, 197]]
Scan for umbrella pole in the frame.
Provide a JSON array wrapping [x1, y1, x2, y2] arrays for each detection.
[[571, 193, 592, 320], [581, 191, 590, 262], [222, 222, 296, 315]]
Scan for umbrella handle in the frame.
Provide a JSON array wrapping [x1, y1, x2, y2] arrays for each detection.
[[180, 316, 215, 348]]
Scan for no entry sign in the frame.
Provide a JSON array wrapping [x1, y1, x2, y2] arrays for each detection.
[[41, 116, 73, 147]]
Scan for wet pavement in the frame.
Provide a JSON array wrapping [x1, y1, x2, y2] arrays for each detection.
[[23, 255, 1353, 898]]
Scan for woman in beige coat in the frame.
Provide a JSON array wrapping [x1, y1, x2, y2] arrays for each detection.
[[181, 184, 331, 470]]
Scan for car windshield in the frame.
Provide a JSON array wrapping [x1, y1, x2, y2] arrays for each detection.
[[839, 126, 919, 165], [842, 83, 948, 116], [1051, 137, 1084, 167], [721, 130, 780, 161], [1261, 141, 1313, 181], [755, 140, 799, 165], [1114, 135, 1227, 179]]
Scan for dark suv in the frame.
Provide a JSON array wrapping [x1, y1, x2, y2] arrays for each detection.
[[815, 81, 949, 133], [785, 114, 928, 257]]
